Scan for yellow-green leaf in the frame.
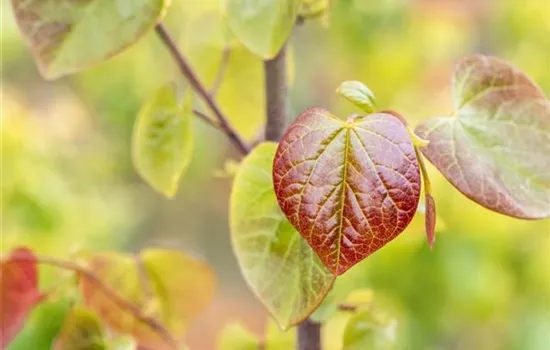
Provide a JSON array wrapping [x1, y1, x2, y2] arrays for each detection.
[[265, 319, 296, 350], [230, 142, 335, 330], [336, 81, 376, 113], [184, 13, 265, 141], [342, 310, 398, 350], [11, 0, 169, 79], [79, 249, 215, 350], [217, 323, 259, 350], [53, 307, 106, 350], [132, 84, 194, 198], [221, 0, 301, 58]]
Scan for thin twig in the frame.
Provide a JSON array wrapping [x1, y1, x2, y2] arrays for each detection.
[[210, 47, 231, 97], [6, 255, 179, 350], [155, 23, 250, 155], [193, 109, 221, 128], [338, 303, 358, 312]]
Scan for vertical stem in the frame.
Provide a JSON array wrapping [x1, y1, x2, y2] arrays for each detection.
[[298, 319, 322, 350], [264, 45, 320, 350], [264, 45, 288, 142]]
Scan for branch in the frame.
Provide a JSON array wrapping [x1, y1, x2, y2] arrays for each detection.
[[193, 109, 220, 128], [264, 44, 289, 142], [297, 318, 321, 350], [7, 255, 179, 350], [155, 23, 250, 155]]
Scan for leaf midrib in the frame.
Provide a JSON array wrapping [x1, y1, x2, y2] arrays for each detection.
[[334, 127, 351, 273]]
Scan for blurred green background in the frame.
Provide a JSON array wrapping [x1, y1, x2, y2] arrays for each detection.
[[2, 0, 549, 349]]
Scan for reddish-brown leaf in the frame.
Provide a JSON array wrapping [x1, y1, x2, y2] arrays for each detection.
[[273, 108, 421, 275], [0, 248, 43, 348], [425, 194, 436, 250], [416, 55, 550, 219]]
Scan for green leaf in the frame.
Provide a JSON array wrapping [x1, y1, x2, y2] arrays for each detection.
[[53, 307, 106, 350], [132, 84, 194, 198], [342, 310, 398, 350], [273, 109, 421, 275], [336, 81, 376, 113], [415, 55, 550, 219], [221, 0, 301, 58], [217, 323, 259, 350], [11, 0, 169, 79], [8, 300, 71, 350], [79, 249, 215, 349], [230, 142, 335, 330]]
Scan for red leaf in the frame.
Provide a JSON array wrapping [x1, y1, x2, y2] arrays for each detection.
[[273, 109, 421, 275], [0, 248, 43, 348]]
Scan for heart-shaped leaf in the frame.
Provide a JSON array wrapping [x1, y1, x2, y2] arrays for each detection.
[[230, 142, 335, 329], [415, 55, 550, 219], [11, 0, 169, 79], [0, 248, 44, 348], [221, 0, 301, 58], [132, 84, 194, 198], [54, 307, 106, 350], [79, 249, 215, 349], [273, 109, 421, 275]]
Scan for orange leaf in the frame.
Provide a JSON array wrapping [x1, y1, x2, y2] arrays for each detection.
[[79, 250, 215, 350]]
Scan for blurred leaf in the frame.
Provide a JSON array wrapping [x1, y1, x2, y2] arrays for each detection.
[[345, 289, 374, 308], [342, 310, 398, 350], [336, 81, 376, 113], [184, 13, 265, 141], [217, 323, 259, 350], [54, 307, 106, 350], [273, 109, 421, 275], [230, 142, 335, 329], [265, 319, 296, 350], [80, 249, 215, 349], [132, 84, 194, 198], [1, 247, 44, 348], [221, 0, 301, 58], [416, 55, 550, 219], [213, 159, 241, 178], [8, 300, 72, 350], [10, 0, 169, 79], [299, 0, 330, 20]]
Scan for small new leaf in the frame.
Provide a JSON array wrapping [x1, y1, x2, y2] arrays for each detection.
[[132, 84, 194, 198], [230, 143, 335, 329], [54, 307, 106, 350], [337, 81, 376, 113], [416, 55, 550, 219], [11, 0, 169, 79], [273, 109, 421, 275], [222, 0, 301, 58], [0, 248, 44, 348]]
